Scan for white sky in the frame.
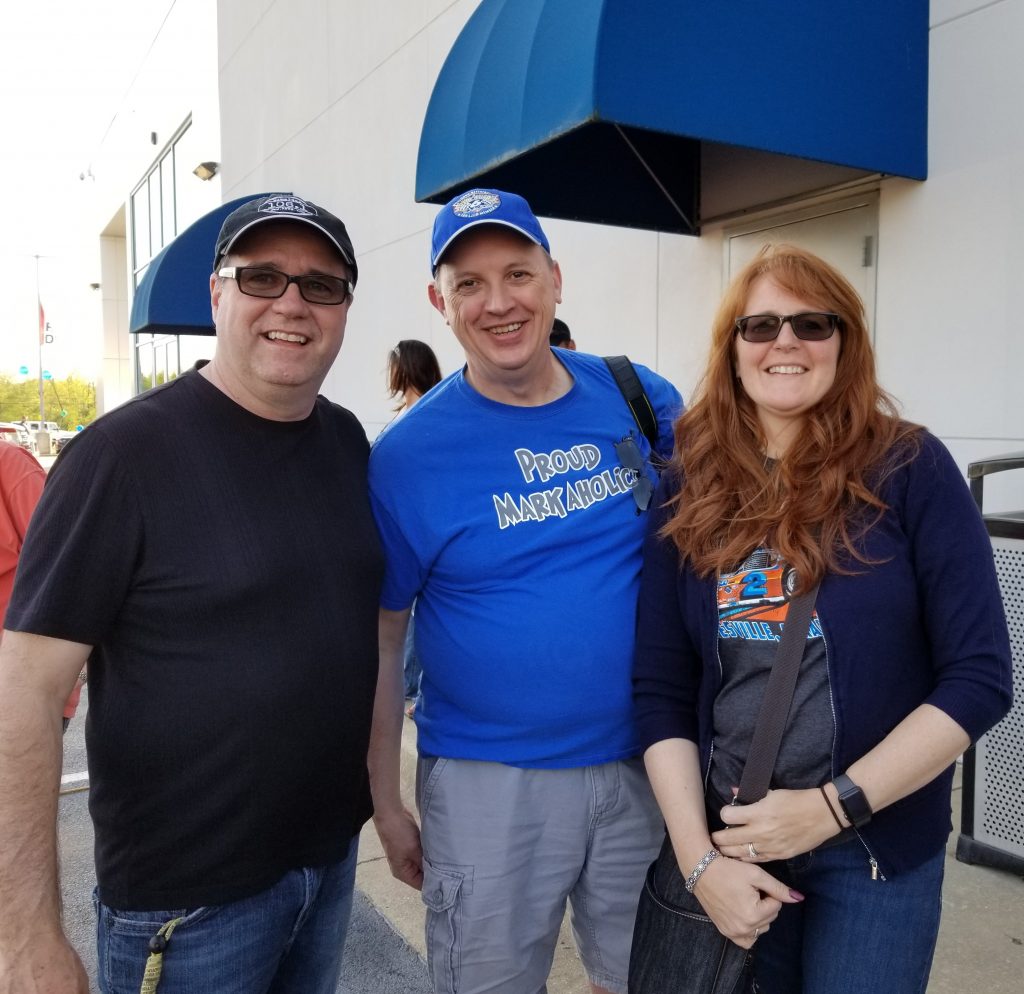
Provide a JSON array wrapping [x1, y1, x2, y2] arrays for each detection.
[[0, 2, 170, 379]]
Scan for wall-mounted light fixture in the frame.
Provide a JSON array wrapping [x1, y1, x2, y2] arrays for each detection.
[[193, 161, 220, 181]]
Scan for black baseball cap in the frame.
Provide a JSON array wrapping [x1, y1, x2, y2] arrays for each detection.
[[213, 193, 357, 285]]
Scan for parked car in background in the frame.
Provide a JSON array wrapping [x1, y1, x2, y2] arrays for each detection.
[[0, 422, 35, 452], [22, 419, 77, 456], [25, 420, 60, 434], [52, 430, 78, 454]]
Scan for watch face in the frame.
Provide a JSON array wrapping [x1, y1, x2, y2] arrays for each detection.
[[835, 777, 872, 827]]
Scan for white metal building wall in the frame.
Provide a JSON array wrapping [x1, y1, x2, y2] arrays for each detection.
[[212, 0, 1024, 506]]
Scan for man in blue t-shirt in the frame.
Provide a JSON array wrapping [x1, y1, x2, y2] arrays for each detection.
[[368, 189, 683, 994]]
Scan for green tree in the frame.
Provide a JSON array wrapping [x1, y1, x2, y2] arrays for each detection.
[[0, 374, 39, 423], [47, 375, 97, 429], [0, 373, 96, 428], [139, 371, 172, 391]]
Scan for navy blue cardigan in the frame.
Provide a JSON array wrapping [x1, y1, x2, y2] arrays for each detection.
[[633, 431, 1013, 877]]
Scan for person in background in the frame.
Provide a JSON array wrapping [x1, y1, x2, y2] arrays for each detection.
[[61, 671, 84, 734], [384, 339, 443, 718], [0, 439, 44, 631], [550, 316, 576, 350], [369, 188, 683, 994], [0, 440, 83, 735], [0, 192, 383, 994], [388, 338, 443, 415], [632, 244, 1012, 993]]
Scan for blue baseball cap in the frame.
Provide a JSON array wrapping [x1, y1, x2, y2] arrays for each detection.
[[430, 188, 550, 273]]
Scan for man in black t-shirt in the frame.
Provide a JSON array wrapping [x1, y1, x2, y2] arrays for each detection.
[[0, 194, 383, 994]]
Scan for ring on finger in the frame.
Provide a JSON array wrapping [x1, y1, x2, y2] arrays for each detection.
[[747, 842, 760, 859]]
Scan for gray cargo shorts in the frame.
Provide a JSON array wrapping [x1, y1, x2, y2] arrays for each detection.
[[415, 755, 662, 994]]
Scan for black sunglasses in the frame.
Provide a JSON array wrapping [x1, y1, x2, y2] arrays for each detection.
[[734, 312, 840, 343], [614, 435, 654, 513]]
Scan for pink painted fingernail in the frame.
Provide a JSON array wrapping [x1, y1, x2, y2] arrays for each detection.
[[789, 889, 805, 901]]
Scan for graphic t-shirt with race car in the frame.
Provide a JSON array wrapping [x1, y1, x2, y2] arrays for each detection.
[[708, 548, 834, 808]]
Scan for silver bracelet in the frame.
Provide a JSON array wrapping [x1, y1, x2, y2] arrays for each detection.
[[684, 848, 720, 892]]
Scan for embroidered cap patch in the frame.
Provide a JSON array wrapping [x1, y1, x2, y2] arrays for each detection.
[[452, 190, 501, 218], [258, 194, 318, 217]]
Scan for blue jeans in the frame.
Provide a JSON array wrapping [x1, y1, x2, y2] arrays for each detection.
[[753, 839, 945, 994], [95, 838, 358, 994]]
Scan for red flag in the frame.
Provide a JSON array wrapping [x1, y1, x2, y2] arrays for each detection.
[[38, 300, 45, 345]]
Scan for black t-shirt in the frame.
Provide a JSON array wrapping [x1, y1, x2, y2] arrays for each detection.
[[8, 370, 384, 909]]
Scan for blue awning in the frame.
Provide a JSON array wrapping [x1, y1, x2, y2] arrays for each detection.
[[416, 0, 928, 234], [129, 194, 269, 336]]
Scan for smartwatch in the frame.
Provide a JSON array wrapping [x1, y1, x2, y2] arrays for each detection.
[[831, 773, 873, 828]]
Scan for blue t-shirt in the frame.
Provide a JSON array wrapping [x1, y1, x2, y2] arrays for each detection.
[[369, 348, 682, 768]]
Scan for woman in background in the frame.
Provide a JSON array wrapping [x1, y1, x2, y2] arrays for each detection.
[[388, 339, 442, 417], [385, 340, 442, 718], [632, 245, 1012, 993]]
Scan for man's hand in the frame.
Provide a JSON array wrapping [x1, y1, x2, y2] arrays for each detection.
[[368, 608, 422, 889], [0, 931, 89, 994], [373, 805, 424, 890]]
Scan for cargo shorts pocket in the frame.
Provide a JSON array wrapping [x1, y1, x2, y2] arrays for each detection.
[[421, 856, 473, 994], [416, 755, 449, 816]]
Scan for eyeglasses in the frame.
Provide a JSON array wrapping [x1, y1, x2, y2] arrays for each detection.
[[218, 266, 353, 305], [734, 312, 840, 343], [614, 435, 654, 513]]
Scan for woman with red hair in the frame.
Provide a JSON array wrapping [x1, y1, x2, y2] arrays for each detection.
[[632, 245, 1012, 992]]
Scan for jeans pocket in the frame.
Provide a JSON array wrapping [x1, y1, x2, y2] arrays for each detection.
[[98, 900, 216, 994], [101, 902, 216, 935], [421, 856, 472, 994]]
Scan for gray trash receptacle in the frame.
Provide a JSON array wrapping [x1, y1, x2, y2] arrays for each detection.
[[956, 451, 1024, 876]]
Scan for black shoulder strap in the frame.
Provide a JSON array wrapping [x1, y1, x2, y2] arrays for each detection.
[[603, 355, 659, 452], [735, 581, 821, 804]]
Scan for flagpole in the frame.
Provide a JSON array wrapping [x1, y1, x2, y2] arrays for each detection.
[[35, 254, 45, 421]]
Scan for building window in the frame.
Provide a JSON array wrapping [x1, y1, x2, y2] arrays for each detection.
[[129, 117, 212, 393]]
